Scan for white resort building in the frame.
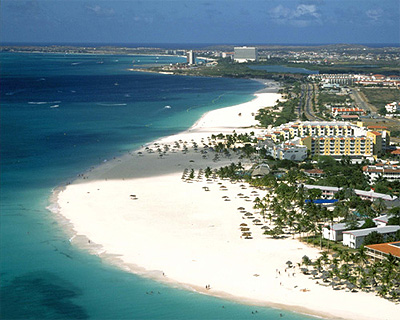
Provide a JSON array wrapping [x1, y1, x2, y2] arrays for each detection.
[[233, 46, 258, 63], [362, 163, 400, 182], [342, 226, 400, 249], [266, 143, 308, 161], [323, 221, 365, 242]]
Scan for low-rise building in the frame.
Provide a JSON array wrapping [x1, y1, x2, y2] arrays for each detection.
[[251, 163, 270, 179], [266, 143, 308, 161], [342, 226, 400, 249], [365, 241, 400, 261], [304, 169, 325, 178], [332, 108, 365, 118], [323, 221, 365, 242], [373, 214, 391, 227], [385, 102, 400, 113], [362, 163, 400, 182], [302, 184, 398, 203]]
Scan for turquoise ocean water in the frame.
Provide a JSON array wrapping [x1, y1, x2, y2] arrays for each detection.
[[0, 53, 316, 319]]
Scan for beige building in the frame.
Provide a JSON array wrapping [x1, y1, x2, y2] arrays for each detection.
[[300, 135, 374, 158]]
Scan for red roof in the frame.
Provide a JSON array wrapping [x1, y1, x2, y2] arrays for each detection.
[[305, 169, 325, 175], [391, 149, 400, 155], [333, 108, 363, 112], [368, 125, 388, 129], [370, 131, 382, 136], [341, 115, 359, 119], [365, 241, 400, 258]]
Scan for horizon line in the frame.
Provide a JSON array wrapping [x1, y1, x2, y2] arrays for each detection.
[[1, 42, 399, 48]]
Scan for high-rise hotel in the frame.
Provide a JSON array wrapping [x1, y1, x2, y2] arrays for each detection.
[[186, 50, 195, 65], [233, 46, 258, 63]]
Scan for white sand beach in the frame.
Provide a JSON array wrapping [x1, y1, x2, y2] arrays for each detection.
[[55, 89, 399, 320]]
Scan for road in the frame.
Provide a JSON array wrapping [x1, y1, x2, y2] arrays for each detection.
[[303, 83, 324, 121], [350, 89, 377, 113]]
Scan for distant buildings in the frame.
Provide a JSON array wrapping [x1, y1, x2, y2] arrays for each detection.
[[234, 46, 258, 63], [385, 102, 400, 113], [309, 74, 400, 87], [309, 74, 354, 85], [332, 107, 365, 118], [186, 50, 195, 65]]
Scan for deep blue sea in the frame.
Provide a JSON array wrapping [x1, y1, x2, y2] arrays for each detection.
[[0, 52, 316, 320]]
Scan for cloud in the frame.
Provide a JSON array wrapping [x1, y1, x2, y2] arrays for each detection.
[[366, 9, 383, 21], [269, 3, 321, 27], [85, 5, 115, 17], [132, 15, 154, 24]]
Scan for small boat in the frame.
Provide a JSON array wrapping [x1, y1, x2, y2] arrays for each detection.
[[50, 104, 60, 108]]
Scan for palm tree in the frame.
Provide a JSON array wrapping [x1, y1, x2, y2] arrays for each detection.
[[372, 198, 387, 216], [356, 246, 368, 267]]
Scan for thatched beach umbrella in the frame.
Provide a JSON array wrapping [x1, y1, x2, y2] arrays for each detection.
[[241, 227, 250, 231], [244, 213, 253, 216], [240, 223, 247, 226], [242, 232, 252, 237], [237, 206, 245, 210], [253, 219, 261, 223], [300, 268, 309, 274], [261, 226, 270, 230], [222, 196, 229, 198]]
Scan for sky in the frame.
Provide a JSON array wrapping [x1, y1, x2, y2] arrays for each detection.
[[1, 0, 399, 45]]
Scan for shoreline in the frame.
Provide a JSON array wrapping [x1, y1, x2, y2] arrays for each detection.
[[52, 81, 398, 320]]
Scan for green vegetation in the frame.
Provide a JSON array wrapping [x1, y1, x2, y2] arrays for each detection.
[[360, 88, 400, 110], [318, 92, 352, 105], [299, 246, 400, 302], [255, 81, 301, 127], [255, 96, 298, 127], [311, 156, 369, 189], [152, 59, 305, 82]]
